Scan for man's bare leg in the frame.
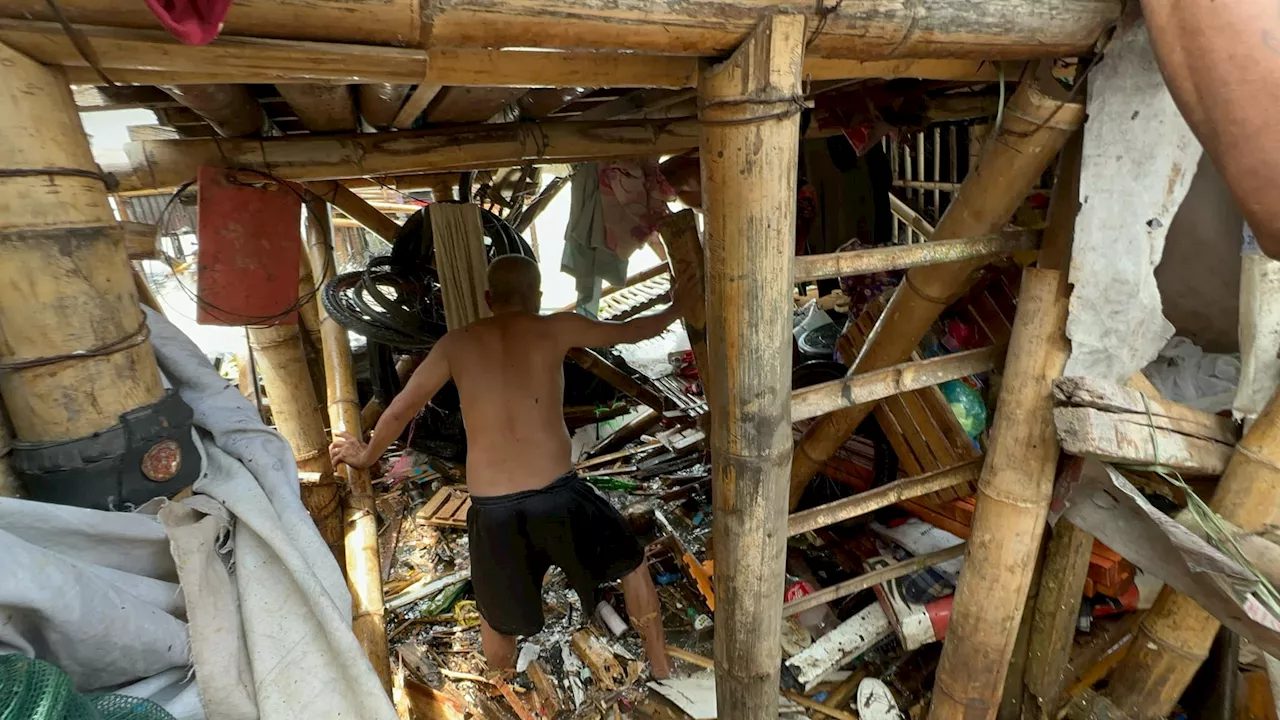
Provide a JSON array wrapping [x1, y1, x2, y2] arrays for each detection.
[[621, 565, 671, 679], [479, 617, 518, 672]]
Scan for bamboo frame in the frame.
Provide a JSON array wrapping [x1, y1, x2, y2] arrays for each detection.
[[0, 43, 165, 444], [302, 196, 391, 693], [793, 231, 1035, 282], [700, 14, 804, 719], [788, 77, 1084, 511], [783, 544, 967, 616], [787, 461, 980, 537], [303, 181, 402, 241]]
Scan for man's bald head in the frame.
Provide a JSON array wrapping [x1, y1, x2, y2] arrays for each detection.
[[486, 254, 542, 312]]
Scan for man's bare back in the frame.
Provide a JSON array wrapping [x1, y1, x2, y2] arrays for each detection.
[[438, 312, 576, 496]]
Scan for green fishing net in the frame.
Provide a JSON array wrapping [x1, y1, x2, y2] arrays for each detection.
[[0, 654, 177, 720]]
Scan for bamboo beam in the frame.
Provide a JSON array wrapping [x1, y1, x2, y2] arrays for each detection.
[[117, 118, 701, 193], [517, 88, 594, 119], [426, 0, 1119, 59], [337, 173, 456, 194], [928, 129, 1083, 720], [276, 84, 358, 132], [791, 346, 1003, 423], [888, 193, 936, 240], [701, 14, 803, 720], [158, 84, 263, 137], [359, 84, 411, 130], [303, 181, 402, 242], [566, 348, 667, 414], [788, 461, 980, 537], [0, 18, 1041, 88], [123, 221, 157, 259], [793, 231, 1036, 283], [303, 196, 391, 694], [0, 43, 165, 445], [247, 323, 344, 569], [788, 77, 1084, 511], [391, 84, 443, 129], [424, 87, 524, 124], [1104, 396, 1280, 714], [783, 544, 968, 616]]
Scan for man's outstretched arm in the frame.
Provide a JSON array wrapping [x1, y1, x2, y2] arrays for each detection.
[[1141, 0, 1280, 254], [329, 336, 453, 469], [550, 287, 694, 349]]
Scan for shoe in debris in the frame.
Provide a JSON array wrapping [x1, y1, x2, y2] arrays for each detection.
[[857, 677, 905, 720]]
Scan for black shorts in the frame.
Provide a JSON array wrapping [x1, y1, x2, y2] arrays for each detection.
[[466, 471, 644, 637]]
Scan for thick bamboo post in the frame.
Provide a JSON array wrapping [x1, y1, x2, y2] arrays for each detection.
[[297, 253, 329, 408], [247, 323, 344, 570], [788, 78, 1084, 510], [700, 13, 804, 719], [928, 126, 1084, 720], [0, 43, 165, 449], [303, 196, 392, 693], [1104, 389, 1280, 717]]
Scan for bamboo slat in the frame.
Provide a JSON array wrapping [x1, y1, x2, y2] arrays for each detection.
[[793, 231, 1036, 282], [430, 204, 490, 331]]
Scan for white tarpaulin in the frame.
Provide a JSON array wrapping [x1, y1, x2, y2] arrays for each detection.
[[0, 307, 397, 720]]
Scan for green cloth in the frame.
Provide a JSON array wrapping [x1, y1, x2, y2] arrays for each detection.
[[0, 655, 176, 720]]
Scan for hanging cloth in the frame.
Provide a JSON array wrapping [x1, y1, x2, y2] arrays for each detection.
[[144, 0, 233, 44]]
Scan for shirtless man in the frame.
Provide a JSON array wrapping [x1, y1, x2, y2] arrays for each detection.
[[330, 255, 684, 678]]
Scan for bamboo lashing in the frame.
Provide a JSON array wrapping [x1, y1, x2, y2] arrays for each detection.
[[429, 203, 490, 331], [788, 77, 1085, 511], [0, 43, 165, 447], [302, 195, 392, 693], [700, 13, 804, 719]]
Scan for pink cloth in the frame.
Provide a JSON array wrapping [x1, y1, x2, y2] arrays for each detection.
[[145, 0, 233, 44], [598, 161, 675, 257]]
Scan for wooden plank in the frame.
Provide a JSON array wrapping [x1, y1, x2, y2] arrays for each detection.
[[525, 660, 562, 718], [1025, 518, 1095, 713], [121, 221, 157, 259], [571, 629, 626, 691], [791, 346, 1002, 422], [1053, 406, 1233, 476], [1054, 376, 1239, 446], [117, 117, 700, 193]]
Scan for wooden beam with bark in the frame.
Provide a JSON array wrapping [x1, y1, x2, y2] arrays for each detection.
[[117, 118, 701, 192]]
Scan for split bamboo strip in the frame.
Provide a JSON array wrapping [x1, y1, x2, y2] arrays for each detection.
[[247, 323, 344, 569], [118, 118, 702, 193], [1105, 393, 1280, 715], [929, 270, 1074, 717], [793, 231, 1036, 283], [784, 544, 968, 616], [788, 461, 980, 537], [700, 14, 804, 719], [0, 42, 165, 444], [302, 196, 391, 693], [1025, 519, 1094, 712], [791, 346, 1002, 422], [788, 78, 1084, 511], [303, 181, 402, 242], [430, 204, 490, 331]]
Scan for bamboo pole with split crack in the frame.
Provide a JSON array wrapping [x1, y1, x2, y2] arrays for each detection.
[[0, 43, 166, 458], [302, 195, 391, 693], [788, 76, 1084, 511], [928, 119, 1084, 720], [1104, 389, 1280, 716], [246, 322, 345, 571], [700, 13, 804, 720]]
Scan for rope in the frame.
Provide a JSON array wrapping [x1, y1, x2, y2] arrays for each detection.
[[698, 95, 810, 126], [1136, 394, 1280, 621], [43, 0, 116, 87], [0, 167, 117, 191], [0, 316, 150, 371]]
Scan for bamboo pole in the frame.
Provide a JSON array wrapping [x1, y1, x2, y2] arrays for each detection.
[[784, 544, 968, 616], [788, 78, 1084, 510], [0, 42, 165, 448], [787, 461, 980, 537], [929, 124, 1084, 720], [793, 231, 1036, 283], [303, 196, 391, 693], [119, 118, 702, 193], [888, 193, 936, 240], [158, 84, 263, 137], [248, 323, 344, 569], [276, 84, 358, 132], [566, 348, 667, 414], [791, 345, 1002, 422], [391, 84, 443, 129], [658, 210, 712, 402], [1104, 394, 1280, 715], [359, 84, 411, 130], [700, 14, 804, 719], [303, 181, 402, 242]]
